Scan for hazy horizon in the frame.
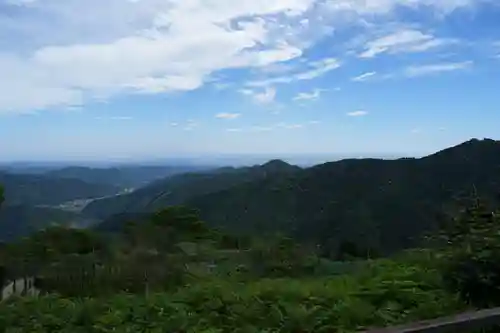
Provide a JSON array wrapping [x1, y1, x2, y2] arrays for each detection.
[[0, 152, 410, 168]]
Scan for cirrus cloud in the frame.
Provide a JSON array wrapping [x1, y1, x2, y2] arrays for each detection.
[[347, 110, 368, 116], [404, 61, 473, 77], [216, 112, 241, 119], [359, 29, 457, 58]]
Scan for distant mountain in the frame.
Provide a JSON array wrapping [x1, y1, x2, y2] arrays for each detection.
[[0, 205, 79, 242], [0, 172, 119, 206], [188, 139, 500, 254], [45, 165, 212, 188], [82, 160, 301, 219], [91, 138, 500, 256]]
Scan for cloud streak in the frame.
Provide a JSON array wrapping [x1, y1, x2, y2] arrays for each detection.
[[247, 58, 341, 87], [293, 88, 324, 101], [351, 71, 377, 82], [359, 29, 457, 58], [404, 61, 473, 77], [347, 110, 368, 117], [240, 87, 277, 104], [215, 112, 241, 119]]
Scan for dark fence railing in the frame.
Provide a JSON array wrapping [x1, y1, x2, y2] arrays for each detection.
[[363, 307, 500, 333]]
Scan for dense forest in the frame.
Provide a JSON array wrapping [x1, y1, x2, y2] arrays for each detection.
[[1, 194, 500, 331], [88, 138, 500, 256], [1, 138, 500, 332]]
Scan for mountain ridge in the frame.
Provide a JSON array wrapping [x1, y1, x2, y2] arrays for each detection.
[[92, 138, 500, 255]]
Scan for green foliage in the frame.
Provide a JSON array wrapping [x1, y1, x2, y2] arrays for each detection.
[[0, 172, 118, 206], [1, 207, 219, 297], [0, 259, 465, 333], [247, 235, 320, 278], [123, 206, 212, 252], [429, 196, 500, 307]]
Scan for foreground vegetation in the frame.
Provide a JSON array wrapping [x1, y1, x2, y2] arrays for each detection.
[[0, 259, 465, 333], [1, 183, 500, 332]]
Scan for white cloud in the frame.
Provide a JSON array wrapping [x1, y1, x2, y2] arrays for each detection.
[[347, 110, 368, 116], [0, 0, 317, 113], [359, 29, 457, 58], [241, 87, 277, 104], [295, 58, 341, 80], [254, 87, 277, 104], [247, 57, 341, 87], [309, 120, 320, 124], [293, 88, 323, 101], [215, 112, 241, 119], [0, 0, 488, 113], [226, 128, 243, 132], [351, 71, 377, 82], [411, 128, 422, 134], [404, 61, 473, 77]]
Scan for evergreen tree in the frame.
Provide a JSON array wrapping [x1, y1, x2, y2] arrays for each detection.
[[433, 192, 500, 307]]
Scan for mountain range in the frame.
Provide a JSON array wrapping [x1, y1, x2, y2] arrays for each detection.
[[1, 138, 500, 255], [87, 138, 500, 255], [44, 165, 211, 188]]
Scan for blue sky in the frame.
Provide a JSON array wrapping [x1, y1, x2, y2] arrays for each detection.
[[0, 0, 499, 162]]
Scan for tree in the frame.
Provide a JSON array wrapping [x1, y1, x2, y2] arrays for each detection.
[[431, 195, 500, 307], [249, 235, 319, 277]]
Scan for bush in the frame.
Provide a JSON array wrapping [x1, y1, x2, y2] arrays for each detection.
[[430, 198, 500, 307], [0, 259, 465, 333]]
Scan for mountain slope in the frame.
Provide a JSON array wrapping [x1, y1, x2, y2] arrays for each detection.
[[82, 160, 301, 219], [187, 139, 500, 254], [88, 139, 500, 255], [0, 205, 80, 242], [0, 172, 119, 206], [45, 165, 211, 188]]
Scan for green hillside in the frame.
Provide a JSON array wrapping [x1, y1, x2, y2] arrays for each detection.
[[2, 200, 500, 332], [0, 205, 79, 242], [0, 172, 119, 206], [82, 159, 301, 219], [45, 165, 211, 188], [90, 139, 500, 256]]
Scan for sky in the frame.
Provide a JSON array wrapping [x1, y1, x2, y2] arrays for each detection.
[[0, 0, 499, 162]]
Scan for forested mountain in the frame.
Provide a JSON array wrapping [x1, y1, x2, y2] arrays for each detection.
[[45, 165, 211, 188], [0, 172, 119, 206], [92, 139, 500, 255], [190, 139, 500, 254], [2, 140, 500, 332], [82, 159, 301, 219], [0, 205, 79, 242]]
